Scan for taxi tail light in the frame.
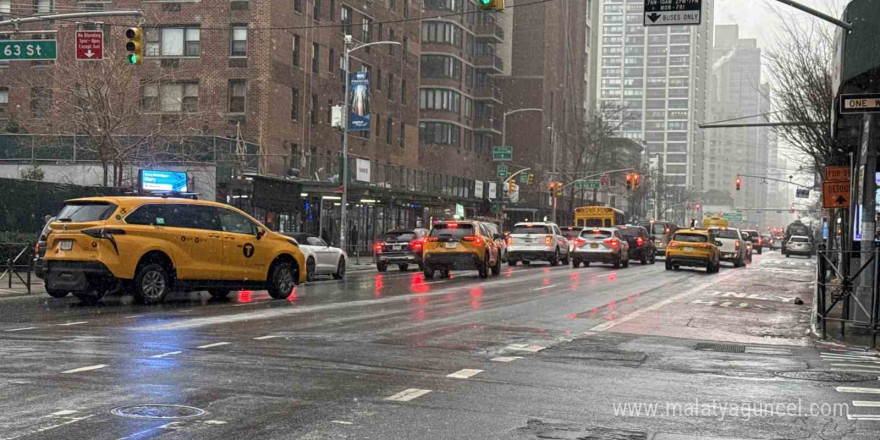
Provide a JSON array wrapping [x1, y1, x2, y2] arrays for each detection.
[[34, 242, 40, 255], [668, 241, 678, 248], [507, 237, 513, 245], [758, 238, 763, 245], [636, 237, 644, 247], [462, 235, 483, 245], [696, 243, 710, 248], [544, 235, 552, 246], [81, 227, 125, 254], [410, 240, 424, 252], [425, 236, 439, 242], [603, 238, 619, 248]]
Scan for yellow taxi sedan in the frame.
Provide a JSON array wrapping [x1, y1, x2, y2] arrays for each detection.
[[665, 229, 721, 274]]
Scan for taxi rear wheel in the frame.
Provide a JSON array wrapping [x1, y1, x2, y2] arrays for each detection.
[[134, 263, 171, 304], [665, 260, 672, 271], [423, 267, 434, 279], [491, 254, 501, 276], [46, 289, 70, 298], [478, 257, 489, 279], [572, 260, 580, 268]]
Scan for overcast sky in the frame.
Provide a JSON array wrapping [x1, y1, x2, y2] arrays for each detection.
[[715, 0, 844, 50]]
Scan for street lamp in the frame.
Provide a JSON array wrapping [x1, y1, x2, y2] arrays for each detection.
[[340, 37, 401, 254], [501, 108, 543, 148]]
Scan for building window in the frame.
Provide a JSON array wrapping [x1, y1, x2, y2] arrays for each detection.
[[420, 55, 461, 80], [291, 88, 300, 121], [145, 27, 200, 57], [30, 87, 51, 116], [423, 0, 460, 12], [230, 25, 247, 57], [361, 18, 371, 43], [34, 0, 52, 14], [0, 87, 7, 119], [292, 34, 300, 66], [377, 68, 382, 90], [419, 88, 461, 113], [310, 93, 318, 124], [399, 123, 405, 147], [328, 48, 335, 73], [312, 43, 319, 73], [327, 100, 332, 123], [329, 0, 334, 21], [294, 0, 301, 13], [341, 6, 352, 35], [421, 21, 462, 47], [375, 114, 381, 138], [387, 74, 393, 100], [388, 29, 395, 54], [141, 82, 198, 113], [401, 80, 406, 104], [419, 122, 460, 146], [228, 80, 245, 113], [313, 0, 321, 21], [386, 118, 393, 144], [0, 0, 10, 14]]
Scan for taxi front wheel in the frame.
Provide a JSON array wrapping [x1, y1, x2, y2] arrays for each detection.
[[491, 254, 501, 276]]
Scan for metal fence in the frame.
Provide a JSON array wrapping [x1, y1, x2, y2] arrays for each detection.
[[816, 246, 880, 347], [0, 242, 34, 294]]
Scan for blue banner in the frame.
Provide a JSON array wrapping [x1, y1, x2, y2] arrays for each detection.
[[139, 169, 188, 192], [348, 71, 370, 131]]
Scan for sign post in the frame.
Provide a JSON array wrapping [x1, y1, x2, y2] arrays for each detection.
[[492, 146, 512, 161], [644, 0, 702, 26], [75, 30, 103, 60]]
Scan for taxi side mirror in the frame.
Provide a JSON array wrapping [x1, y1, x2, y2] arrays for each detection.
[[256, 228, 266, 240]]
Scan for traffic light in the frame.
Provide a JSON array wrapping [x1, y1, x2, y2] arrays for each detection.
[[695, 203, 701, 210], [527, 173, 535, 185], [790, 206, 795, 213], [478, 0, 505, 11], [735, 176, 742, 191], [556, 186, 563, 198], [632, 173, 641, 190], [625, 173, 633, 190], [125, 27, 144, 65]]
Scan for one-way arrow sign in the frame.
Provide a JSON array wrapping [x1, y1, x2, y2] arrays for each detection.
[[75, 30, 104, 60], [644, 0, 702, 27]]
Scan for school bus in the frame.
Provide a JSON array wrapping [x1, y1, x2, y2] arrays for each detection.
[[702, 215, 729, 229], [573, 206, 626, 228]]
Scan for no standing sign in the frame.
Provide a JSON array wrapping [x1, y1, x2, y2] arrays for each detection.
[[75, 30, 104, 60]]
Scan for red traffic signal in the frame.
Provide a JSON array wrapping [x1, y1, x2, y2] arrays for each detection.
[[735, 176, 742, 191]]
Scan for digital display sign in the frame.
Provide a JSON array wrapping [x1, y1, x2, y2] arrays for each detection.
[[139, 169, 188, 193]]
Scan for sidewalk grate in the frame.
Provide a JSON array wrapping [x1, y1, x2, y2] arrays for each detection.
[[694, 342, 746, 353]]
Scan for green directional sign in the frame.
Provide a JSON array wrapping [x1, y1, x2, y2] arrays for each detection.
[[0, 40, 56, 61], [722, 212, 743, 222], [496, 164, 509, 178], [519, 173, 529, 183], [492, 145, 513, 161], [574, 180, 601, 189]]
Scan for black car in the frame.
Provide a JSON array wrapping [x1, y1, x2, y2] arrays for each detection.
[[615, 225, 657, 264], [374, 229, 429, 272]]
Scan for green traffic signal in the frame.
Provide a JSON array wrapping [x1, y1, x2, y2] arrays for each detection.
[[127, 54, 138, 64], [479, 0, 490, 4]]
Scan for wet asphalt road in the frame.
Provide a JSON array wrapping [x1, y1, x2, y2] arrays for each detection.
[[0, 252, 878, 439]]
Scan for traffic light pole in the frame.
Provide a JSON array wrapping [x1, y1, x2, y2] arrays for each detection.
[[0, 10, 143, 28]]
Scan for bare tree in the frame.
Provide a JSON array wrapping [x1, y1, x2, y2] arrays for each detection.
[[13, 31, 202, 187]]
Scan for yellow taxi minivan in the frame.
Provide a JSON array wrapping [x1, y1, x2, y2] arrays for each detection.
[[664, 228, 721, 274], [44, 196, 306, 304], [422, 220, 502, 279]]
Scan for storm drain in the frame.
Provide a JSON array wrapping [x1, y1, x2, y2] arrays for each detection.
[[694, 342, 746, 353], [111, 404, 206, 419], [776, 371, 877, 382]]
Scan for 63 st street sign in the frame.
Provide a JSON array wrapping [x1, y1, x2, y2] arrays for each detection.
[[75, 30, 104, 60], [644, 0, 701, 26], [0, 40, 56, 61]]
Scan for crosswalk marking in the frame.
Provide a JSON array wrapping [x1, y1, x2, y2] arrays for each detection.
[[491, 356, 523, 362], [852, 401, 880, 407], [847, 414, 880, 421], [836, 386, 880, 394], [830, 364, 880, 370], [149, 351, 182, 359], [446, 369, 483, 379], [385, 388, 431, 402]]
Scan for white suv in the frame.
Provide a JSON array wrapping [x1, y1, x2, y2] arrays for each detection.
[[507, 222, 570, 266], [709, 227, 748, 267]]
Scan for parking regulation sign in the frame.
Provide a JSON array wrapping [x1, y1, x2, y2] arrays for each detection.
[[75, 30, 103, 60], [644, 0, 702, 26]]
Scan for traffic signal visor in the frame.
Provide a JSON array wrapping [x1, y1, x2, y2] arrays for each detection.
[[478, 0, 505, 11], [126, 27, 144, 65]]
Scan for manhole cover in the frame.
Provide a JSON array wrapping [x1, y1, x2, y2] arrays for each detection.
[[111, 404, 206, 419], [777, 371, 876, 382], [694, 342, 746, 353]]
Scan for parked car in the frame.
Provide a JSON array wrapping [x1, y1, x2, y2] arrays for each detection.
[[637, 220, 678, 257], [570, 227, 629, 268], [708, 227, 748, 267], [616, 225, 657, 264], [506, 222, 570, 266], [665, 228, 721, 274], [743, 229, 763, 254], [33, 217, 55, 284], [286, 233, 347, 281], [44, 196, 306, 304], [785, 235, 813, 258], [373, 229, 429, 272], [422, 220, 501, 279]]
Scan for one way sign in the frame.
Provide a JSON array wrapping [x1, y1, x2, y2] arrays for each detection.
[[75, 30, 104, 60], [644, 0, 702, 26]]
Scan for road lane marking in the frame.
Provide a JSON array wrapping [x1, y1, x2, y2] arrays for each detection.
[[853, 401, 880, 407], [532, 285, 557, 291], [196, 342, 230, 349], [58, 322, 87, 326], [589, 271, 734, 332], [491, 356, 523, 362], [49, 410, 78, 416], [847, 414, 880, 421], [331, 420, 353, 425], [61, 364, 107, 374], [149, 351, 183, 359], [831, 368, 880, 374], [124, 315, 144, 319], [253, 335, 282, 340], [505, 343, 545, 352], [4, 327, 37, 332], [830, 363, 880, 369], [822, 354, 880, 362], [836, 386, 880, 394], [446, 369, 483, 379], [385, 388, 431, 402]]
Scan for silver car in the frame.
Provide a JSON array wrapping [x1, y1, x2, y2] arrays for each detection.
[[785, 235, 812, 258], [571, 227, 630, 268]]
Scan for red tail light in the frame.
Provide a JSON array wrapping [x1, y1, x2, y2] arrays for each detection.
[[603, 238, 619, 248], [573, 238, 586, 248], [545, 235, 552, 246], [668, 241, 678, 248], [373, 242, 384, 252], [34, 242, 40, 254], [696, 243, 710, 248], [735, 241, 741, 249], [82, 227, 126, 239], [462, 236, 483, 245], [506, 237, 513, 245], [410, 240, 424, 252], [636, 237, 644, 247], [758, 238, 763, 245]]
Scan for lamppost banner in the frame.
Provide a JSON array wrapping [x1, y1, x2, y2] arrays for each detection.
[[348, 71, 370, 131]]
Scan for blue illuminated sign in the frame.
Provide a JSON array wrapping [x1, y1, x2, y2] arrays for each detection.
[[139, 169, 188, 193]]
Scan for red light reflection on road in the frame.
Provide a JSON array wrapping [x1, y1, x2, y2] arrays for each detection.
[[470, 287, 483, 298], [570, 272, 580, 280], [567, 313, 578, 319], [504, 269, 514, 277], [543, 268, 551, 273], [542, 278, 551, 285], [374, 274, 384, 298], [470, 300, 481, 309], [411, 273, 430, 294], [608, 273, 617, 281], [237, 290, 253, 303], [608, 300, 615, 310], [286, 287, 298, 302], [411, 308, 426, 322]]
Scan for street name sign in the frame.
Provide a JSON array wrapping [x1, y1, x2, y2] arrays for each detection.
[[795, 188, 810, 198], [644, 0, 701, 26], [75, 31, 103, 60], [519, 173, 529, 183], [492, 145, 512, 161], [0, 40, 56, 61], [840, 93, 880, 114], [575, 180, 601, 189], [496, 164, 509, 179]]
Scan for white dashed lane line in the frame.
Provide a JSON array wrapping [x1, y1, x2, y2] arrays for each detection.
[[57, 322, 87, 326], [853, 401, 880, 407], [253, 335, 283, 340], [196, 342, 231, 349], [491, 356, 523, 362], [149, 351, 183, 359], [331, 420, 353, 425], [446, 369, 483, 379], [836, 387, 880, 394], [385, 388, 432, 402], [532, 285, 557, 291], [61, 364, 107, 374], [4, 327, 37, 332]]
